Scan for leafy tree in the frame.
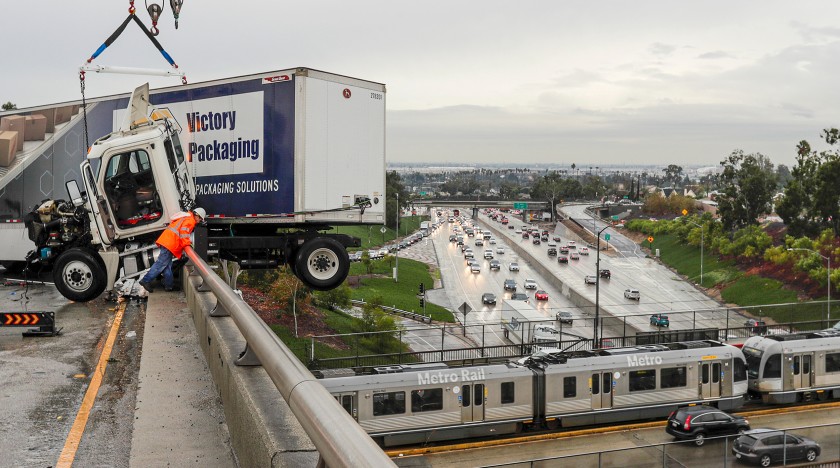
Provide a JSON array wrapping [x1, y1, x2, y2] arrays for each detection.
[[499, 181, 520, 199], [386, 171, 409, 229], [355, 295, 401, 352], [716, 150, 777, 232], [663, 164, 684, 187], [777, 130, 840, 236], [1, 101, 16, 111], [312, 283, 351, 311]]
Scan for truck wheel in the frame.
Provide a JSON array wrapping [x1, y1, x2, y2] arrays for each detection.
[[53, 249, 107, 302], [294, 238, 350, 291]]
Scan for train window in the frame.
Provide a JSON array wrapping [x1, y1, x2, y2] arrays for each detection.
[[660, 367, 687, 388], [591, 374, 600, 395], [762, 354, 781, 379], [373, 391, 406, 416], [463, 385, 471, 407], [341, 395, 353, 414], [564, 377, 576, 398], [411, 389, 443, 412], [629, 370, 656, 392], [826, 353, 840, 373], [701, 364, 709, 384], [501, 382, 515, 404], [712, 363, 721, 383], [734, 358, 747, 382], [793, 356, 800, 375], [803, 356, 811, 375], [743, 347, 762, 379], [474, 384, 484, 406]]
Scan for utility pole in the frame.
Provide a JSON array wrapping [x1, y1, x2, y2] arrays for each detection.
[[395, 192, 399, 282], [595, 225, 610, 346]]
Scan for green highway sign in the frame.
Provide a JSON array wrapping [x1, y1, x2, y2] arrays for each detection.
[[604, 233, 611, 241], [513, 202, 528, 209], [420, 191, 427, 196], [611, 215, 619, 221]]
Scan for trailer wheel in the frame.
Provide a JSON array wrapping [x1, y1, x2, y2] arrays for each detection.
[[53, 249, 107, 302], [294, 238, 350, 291]]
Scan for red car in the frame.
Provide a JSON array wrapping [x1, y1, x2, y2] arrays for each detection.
[[535, 290, 549, 301]]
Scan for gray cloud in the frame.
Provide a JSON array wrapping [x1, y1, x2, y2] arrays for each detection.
[[649, 42, 677, 56], [697, 51, 735, 59]]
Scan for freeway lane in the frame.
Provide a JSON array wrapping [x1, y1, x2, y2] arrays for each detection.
[[431, 216, 595, 347], [477, 209, 734, 336]]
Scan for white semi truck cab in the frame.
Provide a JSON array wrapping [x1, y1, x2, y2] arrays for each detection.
[[25, 81, 365, 301]]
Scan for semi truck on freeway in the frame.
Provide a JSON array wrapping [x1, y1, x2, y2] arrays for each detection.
[[0, 68, 386, 301]]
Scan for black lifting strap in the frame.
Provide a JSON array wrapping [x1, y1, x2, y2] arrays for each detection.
[[87, 14, 179, 69]]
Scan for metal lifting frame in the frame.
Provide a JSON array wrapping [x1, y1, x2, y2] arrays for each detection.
[[81, 12, 187, 83]]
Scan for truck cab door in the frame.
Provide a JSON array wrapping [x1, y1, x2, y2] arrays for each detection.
[[164, 130, 196, 206], [81, 161, 115, 245]]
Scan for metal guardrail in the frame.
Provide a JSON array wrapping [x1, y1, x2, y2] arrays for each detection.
[[184, 247, 395, 468], [350, 299, 433, 324]]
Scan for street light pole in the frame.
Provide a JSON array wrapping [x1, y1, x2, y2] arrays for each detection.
[[686, 219, 704, 285], [395, 193, 399, 282], [788, 248, 831, 324], [595, 225, 610, 346]]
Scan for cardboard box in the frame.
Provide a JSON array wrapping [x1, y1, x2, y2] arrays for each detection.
[[0, 115, 25, 152], [55, 106, 73, 125], [36, 108, 57, 133], [0, 131, 18, 167], [24, 115, 47, 141]]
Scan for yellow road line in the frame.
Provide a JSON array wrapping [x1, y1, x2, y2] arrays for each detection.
[[56, 301, 127, 468], [387, 401, 840, 457]]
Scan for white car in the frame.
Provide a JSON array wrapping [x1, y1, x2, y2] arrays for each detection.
[[568, 241, 576, 249], [580, 247, 590, 255], [496, 247, 505, 254], [470, 263, 481, 274], [584, 275, 597, 285], [484, 249, 494, 259], [509, 262, 520, 272], [515, 229, 522, 234], [524, 279, 538, 290], [624, 288, 641, 300], [489, 238, 497, 244]]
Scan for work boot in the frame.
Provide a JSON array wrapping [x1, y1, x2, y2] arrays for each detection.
[[139, 280, 154, 293]]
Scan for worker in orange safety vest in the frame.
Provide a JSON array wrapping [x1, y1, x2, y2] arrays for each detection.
[[139, 207, 206, 292]]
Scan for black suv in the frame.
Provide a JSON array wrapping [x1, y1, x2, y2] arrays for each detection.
[[599, 269, 611, 279], [666, 405, 750, 446]]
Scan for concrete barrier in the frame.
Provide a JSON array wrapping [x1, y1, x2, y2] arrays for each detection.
[[184, 273, 319, 468]]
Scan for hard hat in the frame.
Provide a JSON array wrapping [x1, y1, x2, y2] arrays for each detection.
[[193, 207, 206, 220]]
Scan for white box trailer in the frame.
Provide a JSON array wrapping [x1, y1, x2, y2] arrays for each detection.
[[0, 68, 386, 300], [500, 300, 559, 345]]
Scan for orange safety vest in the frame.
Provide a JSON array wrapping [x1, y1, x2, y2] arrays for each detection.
[[156, 213, 197, 259]]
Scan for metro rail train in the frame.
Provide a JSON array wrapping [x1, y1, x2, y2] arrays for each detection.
[[743, 329, 840, 404], [319, 340, 749, 447]]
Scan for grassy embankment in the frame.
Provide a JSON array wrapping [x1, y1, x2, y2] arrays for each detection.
[[647, 232, 826, 324]]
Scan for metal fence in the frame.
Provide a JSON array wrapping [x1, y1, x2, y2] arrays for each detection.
[[303, 304, 834, 370], [480, 421, 840, 467]]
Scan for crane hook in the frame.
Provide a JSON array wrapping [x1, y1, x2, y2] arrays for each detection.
[[146, 2, 163, 36], [169, 0, 184, 29]]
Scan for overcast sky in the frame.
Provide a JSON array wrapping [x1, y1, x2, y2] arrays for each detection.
[[3, 1, 840, 167]]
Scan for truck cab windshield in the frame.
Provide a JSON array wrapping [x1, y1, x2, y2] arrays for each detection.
[[103, 149, 162, 227]]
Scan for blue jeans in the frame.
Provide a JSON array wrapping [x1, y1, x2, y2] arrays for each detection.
[[141, 247, 175, 289]]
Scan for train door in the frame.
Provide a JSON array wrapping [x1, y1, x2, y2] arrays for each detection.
[[700, 361, 722, 399], [460, 383, 486, 423], [590, 372, 613, 410], [334, 393, 357, 421], [792, 353, 813, 389]]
